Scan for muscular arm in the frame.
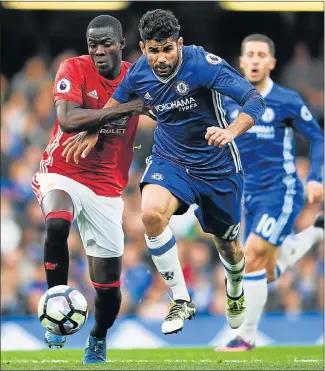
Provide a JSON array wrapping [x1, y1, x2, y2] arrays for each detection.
[[56, 98, 145, 134], [227, 112, 254, 139]]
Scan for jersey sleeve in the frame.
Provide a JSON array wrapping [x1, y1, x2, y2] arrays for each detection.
[[288, 93, 324, 183], [53, 59, 84, 105], [112, 67, 137, 103], [197, 49, 265, 122]]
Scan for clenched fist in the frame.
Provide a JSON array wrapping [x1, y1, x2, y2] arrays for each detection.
[[205, 126, 234, 148]]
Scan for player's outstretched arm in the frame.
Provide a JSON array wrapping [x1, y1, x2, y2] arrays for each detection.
[[56, 98, 150, 134], [61, 97, 156, 163]]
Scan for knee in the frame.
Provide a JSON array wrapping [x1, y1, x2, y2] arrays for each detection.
[[141, 205, 166, 229], [45, 218, 71, 240], [245, 244, 269, 273]]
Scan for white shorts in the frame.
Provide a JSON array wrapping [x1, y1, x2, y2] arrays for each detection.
[[32, 173, 124, 258]]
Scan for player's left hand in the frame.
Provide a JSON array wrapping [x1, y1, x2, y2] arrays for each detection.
[[305, 181, 324, 203], [62, 131, 99, 164], [205, 126, 234, 148]]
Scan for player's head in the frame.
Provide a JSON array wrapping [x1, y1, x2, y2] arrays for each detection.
[[138, 9, 183, 78], [240, 34, 276, 85], [86, 15, 126, 78]]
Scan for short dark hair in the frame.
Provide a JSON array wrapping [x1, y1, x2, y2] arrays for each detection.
[[138, 9, 180, 42], [241, 34, 275, 56], [86, 15, 123, 39]]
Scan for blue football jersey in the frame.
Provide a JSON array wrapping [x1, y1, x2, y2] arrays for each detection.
[[223, 79, 324, 193], [113, 45, 265, 179]]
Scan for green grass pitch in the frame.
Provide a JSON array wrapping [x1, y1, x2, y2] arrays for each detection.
[[1, 346, 323, 370]]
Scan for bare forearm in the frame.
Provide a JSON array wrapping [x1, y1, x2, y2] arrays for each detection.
[[227, 112, 254, 139], [59, 104, 131, 133]]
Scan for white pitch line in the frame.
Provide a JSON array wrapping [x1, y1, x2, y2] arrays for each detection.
[[294, 359, 321, 363]]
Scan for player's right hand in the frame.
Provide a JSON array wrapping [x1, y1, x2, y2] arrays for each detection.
[[62, 131, 99, 164], [128, 98, 156, 120], [205, 126, 234, 148]]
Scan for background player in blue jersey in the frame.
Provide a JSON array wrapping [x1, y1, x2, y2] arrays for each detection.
[[212, 34, 324, 351], [63, 9, 266, 335]]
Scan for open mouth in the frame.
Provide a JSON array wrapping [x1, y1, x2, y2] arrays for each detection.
[[96, 60, 108, 66], [156, 66, 169, 74], [251, 68, 259, 75]]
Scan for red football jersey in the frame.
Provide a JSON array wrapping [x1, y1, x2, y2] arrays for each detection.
[[37, 55, 139, 197]]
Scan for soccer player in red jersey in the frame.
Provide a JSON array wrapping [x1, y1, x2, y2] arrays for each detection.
[[31, 15, 151, 364]]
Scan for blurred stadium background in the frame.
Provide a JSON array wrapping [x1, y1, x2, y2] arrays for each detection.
[[1, 1, 324, 350]]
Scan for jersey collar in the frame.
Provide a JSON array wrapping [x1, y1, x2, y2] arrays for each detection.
[[260, 78, 274, 98], [151, 48, 183, 84]]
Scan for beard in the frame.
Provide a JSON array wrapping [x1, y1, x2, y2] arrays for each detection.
[[156, 49, 182, 79]]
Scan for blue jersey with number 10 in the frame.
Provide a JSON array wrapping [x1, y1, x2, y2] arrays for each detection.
[[113, 45, 265, 180]]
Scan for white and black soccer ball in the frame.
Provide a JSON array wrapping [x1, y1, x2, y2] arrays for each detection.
[[38, 285, 88, 336]]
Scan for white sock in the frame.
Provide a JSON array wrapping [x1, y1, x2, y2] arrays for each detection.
[[275, 225, 324, 280], [218, 253, 245, 298], [238, 269, 268, 345], [145, 226, 190, 302]]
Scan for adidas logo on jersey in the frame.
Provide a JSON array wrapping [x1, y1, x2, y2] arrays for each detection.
[[87, 90, 98, 99], [144, 92, 153, 100]]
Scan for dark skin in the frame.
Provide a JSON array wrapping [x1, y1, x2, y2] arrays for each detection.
[[56, 26, 150, 134], [43, 26, 150, 281], [88, 26, 125, 80]]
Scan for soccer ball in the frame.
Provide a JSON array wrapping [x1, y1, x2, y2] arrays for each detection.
[[38, 285, 88, 336]]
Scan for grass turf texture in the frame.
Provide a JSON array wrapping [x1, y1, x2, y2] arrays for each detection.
[[1, 346, 323, 370]]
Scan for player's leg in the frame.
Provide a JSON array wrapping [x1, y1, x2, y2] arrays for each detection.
[[271, 212, 324, 282], [83, 256, 122, 364], [216, 233, 271, 352], [41, 190, 74, 288], [142, 183, 190, 301], [78, 192, 124, 363], [40, 190, 74, 349], [220, 187, 304, 351], [213, 236, 246, 328], [236, 233, 272, 345], [194, 171, 246, 329], [32, 173, 83, 348], [141, 183, 196, 334], [140, 157, 197, 334]]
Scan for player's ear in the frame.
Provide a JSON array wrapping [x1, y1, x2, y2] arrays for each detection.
[[270, 57, 277, 71], [139, 41, 146, 55], [177, 37, 183, 50], [119, 38, 126, 50], [239, 56, 244, 69]]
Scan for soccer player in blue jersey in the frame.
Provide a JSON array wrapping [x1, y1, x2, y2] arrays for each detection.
[[212, 34, 324, 351], [63, 10, 266, 335]]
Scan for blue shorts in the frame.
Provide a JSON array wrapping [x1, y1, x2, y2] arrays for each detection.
[[139, 156, 244, 240], [243, 182, 305, 246]]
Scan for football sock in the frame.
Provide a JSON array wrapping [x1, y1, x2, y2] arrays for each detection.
[[146, 226, 190, 302], [44, 218, 70, 288], [90, 287, 121, 339], [219, 253, 245, 298], [274, 225, 323, 281], [238, 269, 268, 345]]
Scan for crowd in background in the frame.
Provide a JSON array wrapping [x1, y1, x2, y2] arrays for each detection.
[[1, 33, 324, 319]]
